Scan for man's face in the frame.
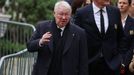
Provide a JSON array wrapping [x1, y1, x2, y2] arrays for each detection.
[[94, 0, 110, 8], [129, 0, 134, 16], [118, 0, 130, 13], [54, 7, 71, 28]]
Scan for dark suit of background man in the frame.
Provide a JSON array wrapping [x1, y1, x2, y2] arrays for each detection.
[[65, 0, 73, 5], [27, 1, 88, 75], [117, 0, 134, 74], [74, 0, 126, 75]]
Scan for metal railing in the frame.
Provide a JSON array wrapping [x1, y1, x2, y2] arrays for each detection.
[[0, 49, 37, 75], [0, 20, 37, 75], [0, 20, 35, 57]]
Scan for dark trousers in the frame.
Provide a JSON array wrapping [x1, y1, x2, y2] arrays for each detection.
[[88, 57, 120, 75]]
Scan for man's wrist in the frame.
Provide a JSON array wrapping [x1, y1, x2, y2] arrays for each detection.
[[39, 39, 44, 47]]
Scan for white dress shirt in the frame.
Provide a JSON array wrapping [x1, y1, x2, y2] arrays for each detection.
[[122, 15, 128, 28], [92, 2, 109, 33], [57, 26, 65, 36]]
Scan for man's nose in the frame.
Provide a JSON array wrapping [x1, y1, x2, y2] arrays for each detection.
[[120, 3, 124, 6], [62, 15, 66, 19]]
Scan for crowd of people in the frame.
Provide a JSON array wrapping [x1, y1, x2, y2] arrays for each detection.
[[27, 0, 134, 75]]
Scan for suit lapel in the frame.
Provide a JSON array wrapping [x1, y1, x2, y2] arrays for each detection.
[[90, 4, 101, 34], [124, 16, 129, 32], [48, 21, 55, 53], [82, 4, 101, 38], [63, 25, 74, 55], [48, 36, 53, 52], [105, 6, 112, 35], [124, 16, 134, 36], [48, 21, 74, 54]]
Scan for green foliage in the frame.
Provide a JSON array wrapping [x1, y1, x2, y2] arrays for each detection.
[[111, 0, 117, 5], [0, 0, 5, 7], [0, 39, 25, 56], [0, 24, 33, 56], [13, 0, 57, 24]]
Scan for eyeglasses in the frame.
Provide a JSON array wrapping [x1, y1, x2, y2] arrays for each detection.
[[56, 13, 71, 18]]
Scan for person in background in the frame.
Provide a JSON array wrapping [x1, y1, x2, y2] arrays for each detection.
[[85, 0, 92, 5], [128, 0, 134, 72], [117, 0, 134, 75], [71, 0, 86, 14], [27, 1, 88, 75], [129, 0, 134, 18], [64, 0, 92, 15], [74, 0, 127, 75], [69, 0, 91, 23], [65, 0, 91, 6]]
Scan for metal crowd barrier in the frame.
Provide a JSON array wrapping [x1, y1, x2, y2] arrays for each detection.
[[0, 20, 37, 75], [0, 49, 37, 75], [0, 20, 35, 57]]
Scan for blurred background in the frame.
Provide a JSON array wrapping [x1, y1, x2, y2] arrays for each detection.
[[0, 0, 119, 59], [0, 0, 120, 75], [0, 0, 118, 24], [0, 0, 57, 24]]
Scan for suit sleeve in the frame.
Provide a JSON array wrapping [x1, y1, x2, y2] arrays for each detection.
[[79, 29, 88, 75], [73, 10, 82, 27], [131, 19, 134, 53], [130, 35, 134, 50], [27, 22, 46, 52]]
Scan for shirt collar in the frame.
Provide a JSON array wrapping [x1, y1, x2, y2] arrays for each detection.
[[92, 2, 107, 14], [57, 26, 65, 31], [122, 15, 128, 27]]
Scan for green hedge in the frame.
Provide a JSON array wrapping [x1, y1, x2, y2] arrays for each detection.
[[0, 39, 25, 56], [6, 0, 57, 24]]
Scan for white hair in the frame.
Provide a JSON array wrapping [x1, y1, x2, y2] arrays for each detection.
[[54, 1, 72, 13]]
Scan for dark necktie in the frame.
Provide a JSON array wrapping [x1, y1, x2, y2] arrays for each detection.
[[100, 9, 105, 36], [48, 28, 63, 75], [58, 28, 62, 37], [99, 9, 104, 57]]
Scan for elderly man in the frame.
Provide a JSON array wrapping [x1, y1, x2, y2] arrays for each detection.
[[27, 1, 88, 75]]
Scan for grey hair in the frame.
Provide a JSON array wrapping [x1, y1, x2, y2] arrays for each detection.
[[54, 1, 72, 13]]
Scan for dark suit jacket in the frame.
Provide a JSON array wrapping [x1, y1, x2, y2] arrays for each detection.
[[27, 20, 88, 75], [74, 4, 125, 70], [65, 0, 73, 5], [123, 16, 134, 67]]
